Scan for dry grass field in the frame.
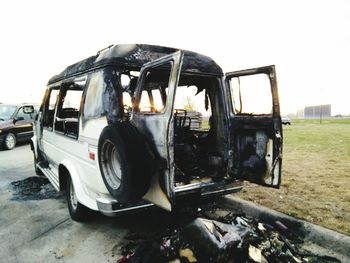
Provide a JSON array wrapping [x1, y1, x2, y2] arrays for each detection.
[[236, 119, 350, 235]]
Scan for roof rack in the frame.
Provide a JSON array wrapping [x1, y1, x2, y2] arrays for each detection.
[[97, 45, 114, 55]]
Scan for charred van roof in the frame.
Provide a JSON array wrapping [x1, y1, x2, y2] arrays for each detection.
[[48, 44, 223, 84]]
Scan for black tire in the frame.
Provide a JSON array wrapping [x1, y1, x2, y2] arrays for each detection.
[[98, 123, 154, 203], [4, 133, 16, 150], [67, 176, 91, 222]]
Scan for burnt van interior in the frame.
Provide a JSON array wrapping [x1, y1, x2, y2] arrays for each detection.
[[172, 76, 226, 187], [121, 69, 227, 188]]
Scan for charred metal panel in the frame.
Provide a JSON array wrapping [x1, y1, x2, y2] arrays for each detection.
[[49, 44, 223, 85], [103, 68, 124, 124], [226, 65, 282, 188]]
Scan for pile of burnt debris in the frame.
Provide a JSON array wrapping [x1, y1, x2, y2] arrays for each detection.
[[10, 177, 62, 201], [117, 204, 340, 263]]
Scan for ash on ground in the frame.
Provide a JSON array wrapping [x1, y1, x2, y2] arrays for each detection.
[[10, 177, 62, 201], [117, 203, 341, 263]]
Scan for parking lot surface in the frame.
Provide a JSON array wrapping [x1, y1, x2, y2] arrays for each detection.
[[0, 143, 137, 262], [1, 144, 347, 263]]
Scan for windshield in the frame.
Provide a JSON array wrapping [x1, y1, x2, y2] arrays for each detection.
[[0, 105, 17, 121]]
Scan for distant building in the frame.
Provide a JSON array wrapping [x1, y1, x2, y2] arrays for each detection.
[[302, 104, 331, 118]]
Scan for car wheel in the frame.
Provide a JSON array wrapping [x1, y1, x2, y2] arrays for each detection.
[[98, 123, 154, 203], [67, 176, 91, 222], [4, 133, 16, 150]]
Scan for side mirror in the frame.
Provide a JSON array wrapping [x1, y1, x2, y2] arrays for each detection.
[[23, 105, 34, 114]]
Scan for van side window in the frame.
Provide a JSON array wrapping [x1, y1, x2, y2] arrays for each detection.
[[84, 71, 105, 119], [43, 88, 60, 129], [55, 84, 83, 138]]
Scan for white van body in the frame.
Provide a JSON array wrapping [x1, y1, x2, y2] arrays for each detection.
[[31, 44, 283, 221]]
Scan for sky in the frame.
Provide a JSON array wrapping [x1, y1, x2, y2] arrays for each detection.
[[0, 0, 349, 115]]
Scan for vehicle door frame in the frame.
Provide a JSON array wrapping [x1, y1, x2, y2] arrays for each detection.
[[225, 65, 282, 188], [40, 85, 61, 165], [131, 51, 184, 211], [13, 106, 35, 141]]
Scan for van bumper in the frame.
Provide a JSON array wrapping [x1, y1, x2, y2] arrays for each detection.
[[96, 198, 154, 216], [174, 179, 243, 198], [96, 179, 243, 215]]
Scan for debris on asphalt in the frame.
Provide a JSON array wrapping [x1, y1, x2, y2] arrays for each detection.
[[6, 176, 343, 262], [180, 217, 245, 262], [179, 248, 197, 262], [10, 177, 62, 201], [248, 245, 264, 263], [274, 220, 289, 233], [117, 204, 342, 263]]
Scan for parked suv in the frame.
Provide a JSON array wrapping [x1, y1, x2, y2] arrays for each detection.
[[0, 104, 37, 150], [30, 44, 283, 221]]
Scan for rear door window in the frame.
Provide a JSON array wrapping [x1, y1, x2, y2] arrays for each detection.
[[229, 73, 272, 115], [135, 62, 171, 114]]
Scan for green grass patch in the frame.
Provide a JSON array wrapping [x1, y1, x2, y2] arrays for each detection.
[[238, 118, 350, 235]]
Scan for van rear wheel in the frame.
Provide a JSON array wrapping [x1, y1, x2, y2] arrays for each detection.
[[67, 176, 91, 222]]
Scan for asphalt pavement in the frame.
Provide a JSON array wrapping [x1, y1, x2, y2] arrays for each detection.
[[1, 143, 348, 263], [0, 143, 145, 262]]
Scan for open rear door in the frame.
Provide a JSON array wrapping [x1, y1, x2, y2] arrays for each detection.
[[226, 65, 282, 188], [131, 51, 183, 211]]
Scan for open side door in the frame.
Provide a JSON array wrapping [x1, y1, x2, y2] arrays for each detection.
[[131, 51, 183, 211], [225, 65, 282, 188]]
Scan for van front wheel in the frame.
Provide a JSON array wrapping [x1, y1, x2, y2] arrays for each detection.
[[67, 176, 90, 222]]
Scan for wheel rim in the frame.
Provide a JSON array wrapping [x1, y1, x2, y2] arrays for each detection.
[[6, 134, 15, 149], [70, 180, 78, 211], [101, 140, 122, 190]]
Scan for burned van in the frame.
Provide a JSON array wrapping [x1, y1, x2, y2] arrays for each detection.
[[30, 44, 282, 221]]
